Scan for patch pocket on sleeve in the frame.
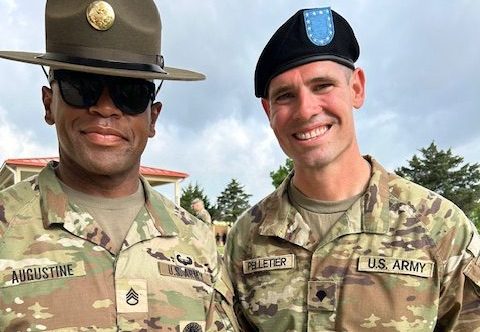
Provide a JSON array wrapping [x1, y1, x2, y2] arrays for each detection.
[[464, 259, 480, 296], [214, 271, 234, 306], [211, 264, 240, 331], [0, 260, 86, 288]]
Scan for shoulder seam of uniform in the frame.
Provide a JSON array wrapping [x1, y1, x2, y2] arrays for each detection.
[[0, 190, 39, 248]]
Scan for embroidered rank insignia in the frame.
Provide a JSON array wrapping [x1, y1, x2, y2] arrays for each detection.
[[308, 280, 337, 312], [116, 279, 148, 313], [303, 7, 334, 46], [126, 287, 139, 306], [242, 254, 295, 275], [358, 256, 434, 278]]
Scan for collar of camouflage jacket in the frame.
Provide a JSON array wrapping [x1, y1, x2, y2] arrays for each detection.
[[257, 156, 390, 251], [38, 161, 179, 238]]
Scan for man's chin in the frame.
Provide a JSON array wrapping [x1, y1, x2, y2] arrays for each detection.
[[63, 153, 139, 178]]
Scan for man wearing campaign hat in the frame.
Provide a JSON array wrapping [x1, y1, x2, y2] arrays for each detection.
[[225, 7, 480, 331], [0, 1, 239, 331]]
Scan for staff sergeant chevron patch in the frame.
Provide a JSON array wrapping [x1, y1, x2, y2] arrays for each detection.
[[116, 279, 148, 313]]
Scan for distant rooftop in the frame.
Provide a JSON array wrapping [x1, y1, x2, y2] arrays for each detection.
[[1, 157, 188, 204], [4, 157, 188, 178]]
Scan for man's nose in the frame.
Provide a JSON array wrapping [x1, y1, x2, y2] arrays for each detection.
[[89, 87, 122, 117], [295, 90, 321, 120]]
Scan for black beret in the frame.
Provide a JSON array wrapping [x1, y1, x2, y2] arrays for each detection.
[[255, 7, 360, 98]]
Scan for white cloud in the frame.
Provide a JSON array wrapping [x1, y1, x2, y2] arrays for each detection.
[[145, 116, 282, 203], [0, 108, 56, 161], [0, 0, 17, 14]]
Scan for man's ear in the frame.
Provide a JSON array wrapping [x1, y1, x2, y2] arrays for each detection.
[[42, 86, 55, 125], [261, 98, 271, 119], [351, 68, 366, 109], [148, 101, 162, 137]]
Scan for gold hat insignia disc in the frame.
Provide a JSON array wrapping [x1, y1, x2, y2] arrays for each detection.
[[86, 1, 115, 31]]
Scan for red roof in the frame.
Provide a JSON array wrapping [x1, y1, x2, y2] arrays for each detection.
[[4, 157, 188, 179]]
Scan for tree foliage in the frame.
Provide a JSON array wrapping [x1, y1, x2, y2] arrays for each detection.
[[180, 182, 213, 216], [270, 158, 294, 188], [396, 142, 480, 223], [471, 205, 480, 230], [215, 179, 251, 223]]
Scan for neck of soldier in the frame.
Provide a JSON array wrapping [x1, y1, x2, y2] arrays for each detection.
[[292, 146, 371, 202], [55, 158, 141, 198]]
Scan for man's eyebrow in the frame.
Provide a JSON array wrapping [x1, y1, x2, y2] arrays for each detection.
[[307, 75, 338, 85], [269, 85, 292, 98], [269, 75, 339, 97]]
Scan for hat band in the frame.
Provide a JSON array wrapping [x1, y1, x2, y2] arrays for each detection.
[[40, 43, 166, 73], [38, 52, 166, 73], [262, 54, 355, 97]]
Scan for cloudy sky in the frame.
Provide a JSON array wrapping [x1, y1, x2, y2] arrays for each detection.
[[0, 0, 479, 205]]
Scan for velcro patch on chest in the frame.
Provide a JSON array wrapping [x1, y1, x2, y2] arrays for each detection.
[[358, 256, 434, 278], [158, 262, 212, 286], [242, 254, 295, 275]]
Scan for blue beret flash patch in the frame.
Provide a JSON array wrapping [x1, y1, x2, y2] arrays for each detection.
[[303, 8, 334, 46]]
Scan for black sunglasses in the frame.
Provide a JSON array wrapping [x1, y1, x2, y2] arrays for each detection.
[[50, 70, 156, 115]]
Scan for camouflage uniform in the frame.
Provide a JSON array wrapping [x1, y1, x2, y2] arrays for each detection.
[[225, 157, 480, 331], [196, 209, 212, 224], [0, 162, 239, 332]]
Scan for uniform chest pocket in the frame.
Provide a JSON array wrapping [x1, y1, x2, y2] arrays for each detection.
[[0, 259, 117, 332], [337, 255, 441, 330], [142, 262, 214, 329], [241, 261, 308, 322]]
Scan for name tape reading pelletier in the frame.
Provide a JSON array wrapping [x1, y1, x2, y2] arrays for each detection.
[[243, 254, 295, 275]]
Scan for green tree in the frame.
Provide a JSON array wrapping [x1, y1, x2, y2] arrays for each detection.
[[180, 182, 213, 216], [270, 158, 294, 188], [216, 179, 252, 223], [470, 205, 480, 230], [396, 142, 480, 223]]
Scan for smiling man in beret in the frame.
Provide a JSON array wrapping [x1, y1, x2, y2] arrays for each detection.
[[0, 1, 239, 331], [225, 7, 480, 331]]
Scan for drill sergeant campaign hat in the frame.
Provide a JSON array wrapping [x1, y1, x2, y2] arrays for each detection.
[[0, 0, 205, 81], [255, 7, 359, 97]]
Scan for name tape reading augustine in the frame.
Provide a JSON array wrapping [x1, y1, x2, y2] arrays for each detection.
[[358, 256, 434, 278], [243, 254, 295, 275], [1, 261, 86, 288]]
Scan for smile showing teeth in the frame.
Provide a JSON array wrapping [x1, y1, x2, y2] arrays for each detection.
[[295, 125, 330, 140]]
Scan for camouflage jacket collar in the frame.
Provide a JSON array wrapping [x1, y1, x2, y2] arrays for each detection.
[[258, 156, 390, 251], [38, 162, 179, 250]]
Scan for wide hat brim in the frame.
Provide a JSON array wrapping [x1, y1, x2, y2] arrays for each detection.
[[0, 51, 205, 81]]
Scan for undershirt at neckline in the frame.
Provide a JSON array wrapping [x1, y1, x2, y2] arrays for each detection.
[[287, 179, 363, 241], [59, 180, 145, 253]]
